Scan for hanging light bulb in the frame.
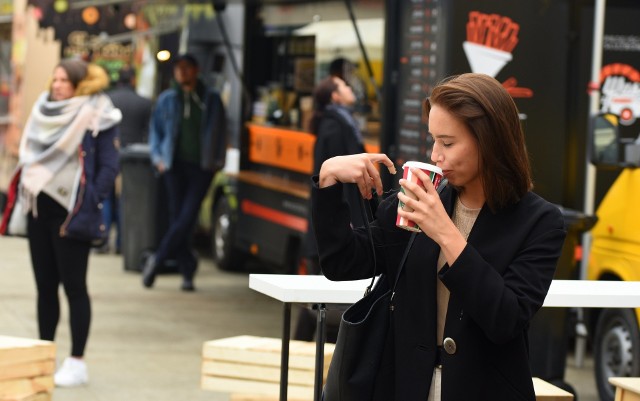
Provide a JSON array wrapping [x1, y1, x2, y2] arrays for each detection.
[[53, 0, 68, 13], [124, 13, 137, 30], [157, 50, 171, 62], [82, 7, 100, 25]]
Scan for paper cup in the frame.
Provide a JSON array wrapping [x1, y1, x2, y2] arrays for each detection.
[[396, 161, 443, 232]]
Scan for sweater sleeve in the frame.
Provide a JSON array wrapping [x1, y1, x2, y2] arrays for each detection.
[[149, 92, 169, 167]]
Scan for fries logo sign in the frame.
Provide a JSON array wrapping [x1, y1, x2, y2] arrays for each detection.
[[600, 63, 640, 126], [463, 11, 532, 98]]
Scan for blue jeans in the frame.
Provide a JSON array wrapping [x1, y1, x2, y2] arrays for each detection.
[[155, 160, 213, 280], [101, 188, 121, 252]]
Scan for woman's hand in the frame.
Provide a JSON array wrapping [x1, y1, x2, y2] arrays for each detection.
[[155, 161, 165, 174], [397, 167, 466, 264], [318, 153, 396, 199]]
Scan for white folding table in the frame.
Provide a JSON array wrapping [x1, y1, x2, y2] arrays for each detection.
[[249, 274, 640, 401]]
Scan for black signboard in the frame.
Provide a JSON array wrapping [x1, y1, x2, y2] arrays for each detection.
[[392, 0, 572, 204], [393, 0, 444, 167]]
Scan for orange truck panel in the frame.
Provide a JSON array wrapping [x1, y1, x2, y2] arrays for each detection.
[[247, 123, 381, 176], [247, 124, 315, 175]]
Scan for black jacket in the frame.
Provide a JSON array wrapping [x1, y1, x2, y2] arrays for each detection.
[[305, 107, 368, 259], [312, 182, 566, 401], [107, 86, 152, 147]]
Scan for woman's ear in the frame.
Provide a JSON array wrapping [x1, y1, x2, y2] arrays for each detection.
[[330, 89, 339, 104]]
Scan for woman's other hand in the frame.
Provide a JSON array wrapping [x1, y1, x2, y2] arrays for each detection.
[[398, 167, 466, 264], [318, 153, 396, 199]]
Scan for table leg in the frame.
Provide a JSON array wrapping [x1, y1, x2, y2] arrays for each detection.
[[280, 302, 291, 401], [314, 303, 327, 401]]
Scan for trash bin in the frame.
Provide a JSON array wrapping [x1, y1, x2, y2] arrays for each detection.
[[120, 143, 177, 272], [528, 206, 598, 396]]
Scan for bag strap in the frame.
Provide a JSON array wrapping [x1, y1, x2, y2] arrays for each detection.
[[389, 233, 416, 310], [359, 194, 416, 296], [359, 177, 448, 297]]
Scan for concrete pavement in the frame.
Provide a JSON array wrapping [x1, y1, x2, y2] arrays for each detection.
[[0, 236, 600, 400]]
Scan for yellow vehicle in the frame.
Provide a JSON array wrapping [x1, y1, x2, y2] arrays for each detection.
[[588, 110, 640, 401]]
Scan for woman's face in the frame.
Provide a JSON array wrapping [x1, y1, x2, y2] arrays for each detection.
[[429, 104, 481, 193], [331, 77, 356, 107], [50, 67, 75, 101]]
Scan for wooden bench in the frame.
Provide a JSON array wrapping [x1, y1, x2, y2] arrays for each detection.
[[532, 378, 574, 400], [202, 335, 334, 400], [0, 336, 55, 401], [609, 377, 640, 401], [202, 336, 572, 401], [226, 377, 573, 401]]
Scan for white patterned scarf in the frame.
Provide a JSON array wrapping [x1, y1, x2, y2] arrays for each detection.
[[18, 92, 121, 215]]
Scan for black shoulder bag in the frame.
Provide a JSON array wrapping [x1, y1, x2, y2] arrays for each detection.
[[322, 194, 417, 401]]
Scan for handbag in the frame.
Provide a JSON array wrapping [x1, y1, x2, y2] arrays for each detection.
[[0, 169, 28, 237], [323, 194, 417, 401], [7, 195, 28, 237]]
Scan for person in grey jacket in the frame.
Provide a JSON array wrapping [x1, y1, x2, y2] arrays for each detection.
[[312, 73, 567, 401], [143, 53, 227, 291]]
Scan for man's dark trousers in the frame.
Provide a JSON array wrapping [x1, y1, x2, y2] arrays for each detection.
[[155, 160, 213, 280]]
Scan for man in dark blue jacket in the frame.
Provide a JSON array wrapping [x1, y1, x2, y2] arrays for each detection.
[[143, 53, 227, 291]]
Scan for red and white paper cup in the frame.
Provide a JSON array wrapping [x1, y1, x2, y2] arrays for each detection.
[[396, 161, 443, 232]]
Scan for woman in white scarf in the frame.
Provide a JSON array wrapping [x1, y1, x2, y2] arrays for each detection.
[[18, 59, 121, 388]]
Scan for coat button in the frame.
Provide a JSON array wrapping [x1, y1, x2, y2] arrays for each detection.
[[99, 224, 106, 231], [443, 337, 457, 355], [81, 151, 87, 157], [98, 203, 103, 209]]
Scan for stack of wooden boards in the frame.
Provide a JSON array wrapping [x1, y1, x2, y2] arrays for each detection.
[[202, 335, 335, 401], [0, 336, 55, 401]]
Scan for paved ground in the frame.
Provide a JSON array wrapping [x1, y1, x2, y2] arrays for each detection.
[[0, 236, 601, 400]]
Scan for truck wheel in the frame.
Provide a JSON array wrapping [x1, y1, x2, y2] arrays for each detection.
[[211, 196, 244, 271], [594, 308, 640, 401]]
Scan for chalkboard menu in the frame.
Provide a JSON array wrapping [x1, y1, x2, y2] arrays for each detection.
[[394, 0, 443, 167]]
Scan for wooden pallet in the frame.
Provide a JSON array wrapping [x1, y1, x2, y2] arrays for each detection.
[[202, 335, 334, 400], [533, 377, 574, 401], [0, 336, 55, 401]]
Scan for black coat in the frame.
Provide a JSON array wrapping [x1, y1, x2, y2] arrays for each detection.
[[305, 107, 368, 259], [107, 86, 152, 147], [312, 182, 567, 401], [63, 125, 120, 243]]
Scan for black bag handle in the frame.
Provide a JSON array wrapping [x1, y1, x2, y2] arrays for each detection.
[[359, 195, 416, 297], [358, 177, 448, 297]]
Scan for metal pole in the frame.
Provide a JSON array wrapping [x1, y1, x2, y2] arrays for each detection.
[[280, 303, 291, 401], [344, 0, 383, 105], [575, 0, 606, 368], [314, 304, 327, 401]]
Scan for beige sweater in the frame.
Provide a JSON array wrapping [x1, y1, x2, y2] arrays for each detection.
[[436, 197, 481, 344]]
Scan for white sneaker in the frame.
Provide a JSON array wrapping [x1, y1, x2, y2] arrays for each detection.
[[54, 357, 89, 387]]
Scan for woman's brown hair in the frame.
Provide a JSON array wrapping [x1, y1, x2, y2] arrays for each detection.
[[57, 59, 89, 89], [423, 73, 532, 211], [309, 76, 339, 134]]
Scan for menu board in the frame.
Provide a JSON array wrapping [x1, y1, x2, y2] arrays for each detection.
[[394, 0, 443, 166]]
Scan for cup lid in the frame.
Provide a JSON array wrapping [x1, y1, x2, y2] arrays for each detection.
[[402, 161, 442, 175]]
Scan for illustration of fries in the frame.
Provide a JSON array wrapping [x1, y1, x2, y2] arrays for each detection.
[[463, 11, 520, 77]]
